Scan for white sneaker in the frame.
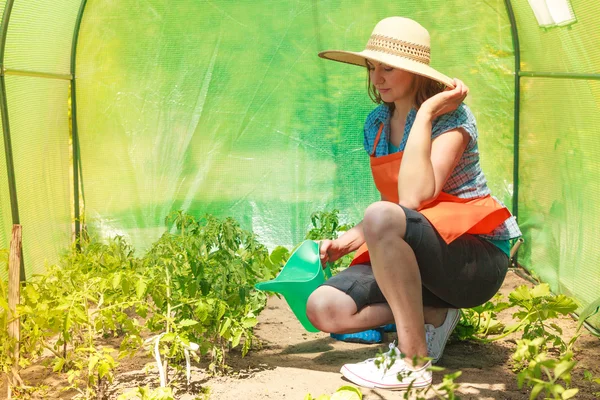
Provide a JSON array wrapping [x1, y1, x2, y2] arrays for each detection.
[[340, 343, 432, 390], [425, 308, 460, 364]]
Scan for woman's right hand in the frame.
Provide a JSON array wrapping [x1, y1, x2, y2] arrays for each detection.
[[319, 239, 347, 267], [419, 78, 469, 119]]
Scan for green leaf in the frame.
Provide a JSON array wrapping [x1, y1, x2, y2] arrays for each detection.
[[267, 246, 289, 269], [553, 385, 565, 396], [195, 301, 209, 322], [232, 329, 243, 348], [577, 297, 600, 331], [135, 303, 148, 319], [64, 312, 73, 331], [52, 357, 65, 372], [530, 383, 545, 400], [561, 388, 579, 399], [216, 302, 227, 320], [200, 279, 210, 296], [161, 333, 176, 343], [121, 278, 131, 294], [510, 285, 533, 302], [88, 355, 100, 374], [530, 284, 551, 298], [73, 305, 88, 323], [241, 317, 258, 328], [187, 280, 198, 298], [336, 386, 361, 394], [242, 335, 251, 356], [112, 273, 121, 290], [219, 318, 232, 337], [551, 295, 579, 314], [444, 371, 462, 380], [554, 360, 576, 379], [333, 386, 362, 400], [25, 285, 40, 304], [0, 293, 9, 311], [135, 279, 147, 299], [178, 319, 199, 327]]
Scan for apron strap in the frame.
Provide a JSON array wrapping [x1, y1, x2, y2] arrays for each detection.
[[371, 123, 385, 156]]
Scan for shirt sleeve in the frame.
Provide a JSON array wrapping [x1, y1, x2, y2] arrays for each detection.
[[431, 103, 478, 146]]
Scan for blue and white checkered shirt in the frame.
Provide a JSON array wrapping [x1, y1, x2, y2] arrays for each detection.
[[364, 103, 521, 241]]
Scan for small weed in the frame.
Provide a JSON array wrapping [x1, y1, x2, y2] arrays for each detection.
[[583, 370, 600, 397], [513, 338, 578, 399]]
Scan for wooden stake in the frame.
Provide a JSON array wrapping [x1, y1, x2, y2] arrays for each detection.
[[8, 224, 23, 398]]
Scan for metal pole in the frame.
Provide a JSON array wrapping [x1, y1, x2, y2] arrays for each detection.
[[504, 0, 521, 267], [519, 71, 600, 80], [4, 68, 72, 80], [70, 0, 89, 246], [504, 0, 521, 222], [0, 0, 25, 281]]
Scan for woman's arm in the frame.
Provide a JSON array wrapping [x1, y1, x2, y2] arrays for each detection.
[[398, 117, 469, 209], [319, 221, 365, 265], [398, 79, 470, 209], [335, 221, 365, 253]]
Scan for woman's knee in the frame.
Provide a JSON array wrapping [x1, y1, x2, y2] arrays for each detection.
[[306, 286, 356, 332], [363, 201, 407, 241]]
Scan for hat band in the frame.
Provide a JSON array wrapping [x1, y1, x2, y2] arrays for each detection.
[[365, 34, 431, 65]]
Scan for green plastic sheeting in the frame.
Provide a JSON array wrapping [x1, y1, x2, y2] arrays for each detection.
[[519, 78, 600, 329], [75, 0, 515, 252], [0, 0, 78, 280], [512, 0, 600, 328]]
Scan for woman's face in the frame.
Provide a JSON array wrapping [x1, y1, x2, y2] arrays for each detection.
[[368, 61, 415, 104]]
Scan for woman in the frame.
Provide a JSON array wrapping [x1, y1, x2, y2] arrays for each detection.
[[306, 17, 521, 390]]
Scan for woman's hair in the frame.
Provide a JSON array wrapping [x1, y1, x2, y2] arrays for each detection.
[[367, 68, 445, 111]]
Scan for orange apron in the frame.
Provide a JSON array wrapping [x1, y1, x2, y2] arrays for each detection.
[[351, 123, 511, 266]]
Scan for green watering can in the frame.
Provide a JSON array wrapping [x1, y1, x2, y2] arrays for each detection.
[[255, 240, 332, 332]]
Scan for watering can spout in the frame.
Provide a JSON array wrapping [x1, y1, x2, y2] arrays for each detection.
[[254, 240, 331, 332], [254, 280, 289, 296]]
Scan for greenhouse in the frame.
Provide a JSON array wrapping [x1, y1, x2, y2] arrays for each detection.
[[0, 0, 599, 398]]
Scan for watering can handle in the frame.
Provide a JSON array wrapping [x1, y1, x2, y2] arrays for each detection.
[[324, 262, 332, 279], [316, 240, 333, 279]]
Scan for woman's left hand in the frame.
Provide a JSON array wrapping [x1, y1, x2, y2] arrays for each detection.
[[419, 78, 469, 119]]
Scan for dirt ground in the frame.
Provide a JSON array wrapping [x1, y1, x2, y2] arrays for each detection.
[[3, 270, 600, 399]]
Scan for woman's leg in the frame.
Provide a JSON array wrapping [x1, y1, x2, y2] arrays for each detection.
[[334, 202, 436, 390], [307, 286, 448, 333], [361, 201, 428, 364], [307, 268, 395, 333]]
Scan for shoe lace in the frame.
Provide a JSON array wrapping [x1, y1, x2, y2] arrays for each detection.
[[378, 342, 402, 373], [362, 342, 399, 366]]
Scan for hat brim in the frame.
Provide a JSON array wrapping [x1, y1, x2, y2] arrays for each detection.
[[318, 49, 455, 88]]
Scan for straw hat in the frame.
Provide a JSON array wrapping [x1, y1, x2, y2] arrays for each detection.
[[318, 17, 454, 88]]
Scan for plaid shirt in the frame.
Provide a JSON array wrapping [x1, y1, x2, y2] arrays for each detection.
[[364, 103, 521, 241]]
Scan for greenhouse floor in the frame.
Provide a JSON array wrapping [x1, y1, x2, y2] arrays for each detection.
[[2, 270, 599, 399]]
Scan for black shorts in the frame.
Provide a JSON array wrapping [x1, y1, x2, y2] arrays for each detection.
[[322, 206, 510, 310]]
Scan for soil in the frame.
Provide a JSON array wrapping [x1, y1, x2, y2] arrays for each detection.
[[2, 270, 600, 400]]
